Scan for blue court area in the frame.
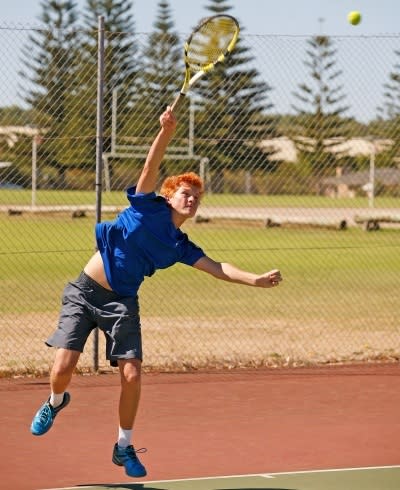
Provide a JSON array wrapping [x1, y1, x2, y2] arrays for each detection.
[[42, 466, 400, 490]]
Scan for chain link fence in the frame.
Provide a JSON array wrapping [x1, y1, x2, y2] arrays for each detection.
[[0, 22, 399, 376]]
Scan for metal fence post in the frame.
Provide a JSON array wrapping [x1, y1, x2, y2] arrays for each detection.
[[93, 15, 105, 372]]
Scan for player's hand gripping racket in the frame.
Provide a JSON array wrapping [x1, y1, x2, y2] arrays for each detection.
[[171, 14, 240, 113]]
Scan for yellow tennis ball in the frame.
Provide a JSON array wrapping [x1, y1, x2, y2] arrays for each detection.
[[348, 11, 361, 25]]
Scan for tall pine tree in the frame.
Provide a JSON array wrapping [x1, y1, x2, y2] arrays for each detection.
[[290, 35, 351, 177], [18, 1, 81, 184], [193, 0, 276, 193], [378, 48, 400, 119], [19, 0, 80, 122], [67, 0, 137, 187], [82, 0, 138, 139], [122, 0, 181, 142], [374, 48, 400, 168]]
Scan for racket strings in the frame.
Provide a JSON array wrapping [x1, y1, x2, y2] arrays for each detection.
[[186, 16, 238, 71]]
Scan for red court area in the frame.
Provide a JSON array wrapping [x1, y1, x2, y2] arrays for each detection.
[[1, 363, 399, 490]]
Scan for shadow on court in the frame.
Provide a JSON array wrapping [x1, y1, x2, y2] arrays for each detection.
[[76, 484, 296, 490], [77, 485, 168, 490], [77, 486, 296, 490]]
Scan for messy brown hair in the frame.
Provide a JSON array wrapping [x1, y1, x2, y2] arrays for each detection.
[[160, 172, 204, 199]]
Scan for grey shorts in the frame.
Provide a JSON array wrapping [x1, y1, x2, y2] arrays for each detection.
[[46, 271, 142, 366]]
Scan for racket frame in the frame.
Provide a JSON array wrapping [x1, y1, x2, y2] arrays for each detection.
[[171, 14, 240, 112]]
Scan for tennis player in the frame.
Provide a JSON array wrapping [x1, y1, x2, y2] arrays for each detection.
[[30, 107, 282, 478]]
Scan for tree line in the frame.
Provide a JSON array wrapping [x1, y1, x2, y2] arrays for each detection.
[[0, 0, 399, 193]]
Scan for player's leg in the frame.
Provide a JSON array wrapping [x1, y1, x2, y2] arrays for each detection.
[[30, 348, 80, 436], [118, 358, 142, 429], [112, 358, 147, 477], [97, 287, 146, 477], [31, 272, 97, 436]]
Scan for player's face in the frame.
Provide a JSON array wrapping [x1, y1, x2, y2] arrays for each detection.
[[168, 184, 201, 219]]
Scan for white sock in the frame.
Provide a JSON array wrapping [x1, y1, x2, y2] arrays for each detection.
[[118, 427, 133, 448], [49, 392, 64, 408]]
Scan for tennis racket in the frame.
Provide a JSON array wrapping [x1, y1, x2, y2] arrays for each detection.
[[171, 14, 240, 113]]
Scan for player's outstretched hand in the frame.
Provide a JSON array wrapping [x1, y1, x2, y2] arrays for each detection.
[[160, 106, 177, 133], [255, 269, 283, 288]]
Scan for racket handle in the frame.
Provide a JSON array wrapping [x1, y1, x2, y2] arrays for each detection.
[[171, 92, 186, 114]]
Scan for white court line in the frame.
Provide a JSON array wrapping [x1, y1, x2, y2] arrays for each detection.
[[261, 464, 400, 478], [38, 465, 400, 490]]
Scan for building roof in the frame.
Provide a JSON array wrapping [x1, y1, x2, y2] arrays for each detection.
[[259, 137, 393, 162], [322, 167, 400, 186], [0, 126, 41, 147]]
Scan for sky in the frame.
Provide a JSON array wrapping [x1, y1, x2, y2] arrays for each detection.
[[1, 0, 400, 122], [1, 0, 399, 35]]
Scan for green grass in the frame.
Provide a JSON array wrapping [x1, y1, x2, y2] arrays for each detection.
[[1, 213, 399, 321], [1, 188, 400, 208], [143, 221, 400, 319]]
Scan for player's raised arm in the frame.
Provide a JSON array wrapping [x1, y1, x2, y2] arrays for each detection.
[[136, 107, 177, 194]]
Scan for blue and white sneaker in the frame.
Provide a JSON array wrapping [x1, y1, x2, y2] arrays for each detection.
[[30, 392, 71, 436], [112, 443, 147, 478]]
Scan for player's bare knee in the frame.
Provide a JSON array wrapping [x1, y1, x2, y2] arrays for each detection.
[[119, 359, 142, 386], [51, 349, 77, 378], [51, 361, 75, 379]]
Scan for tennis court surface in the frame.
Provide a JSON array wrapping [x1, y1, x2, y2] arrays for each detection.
[[1, 363, 399, 490]]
